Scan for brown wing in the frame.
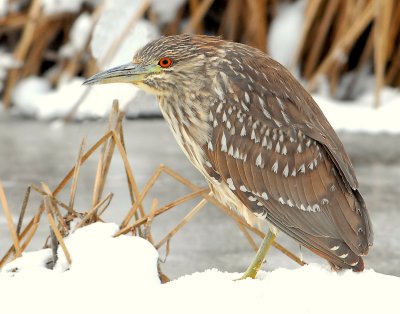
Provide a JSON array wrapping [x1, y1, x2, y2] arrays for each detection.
[[204, 48, 373, 270]]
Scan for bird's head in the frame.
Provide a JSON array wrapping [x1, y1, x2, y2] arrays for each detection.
[[84, 34, 225, 96]]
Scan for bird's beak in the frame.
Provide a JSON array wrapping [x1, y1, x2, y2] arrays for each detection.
[[83, 62, 159, 86]]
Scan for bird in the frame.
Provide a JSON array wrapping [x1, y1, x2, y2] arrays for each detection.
[[84, 34, 373, 278]]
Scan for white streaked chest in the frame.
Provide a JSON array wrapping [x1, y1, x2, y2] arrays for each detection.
[[158, 97, 211, 178]]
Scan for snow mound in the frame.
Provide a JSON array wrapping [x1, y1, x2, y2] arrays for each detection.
[[91, 0, 159, 68], [0, 222, 398, 314], [268, 0, 306, 67], [12, 76, 139, 119], [316, 87, 400, 133]]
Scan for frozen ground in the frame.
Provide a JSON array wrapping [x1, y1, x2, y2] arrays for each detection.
[[0, 222, 398, 314]]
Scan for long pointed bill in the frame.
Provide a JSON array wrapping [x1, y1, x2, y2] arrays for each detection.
[[83, 62, 159, 85]]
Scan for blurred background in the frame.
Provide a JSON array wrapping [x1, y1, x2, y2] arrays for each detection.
[[0, 0, 399, 278]]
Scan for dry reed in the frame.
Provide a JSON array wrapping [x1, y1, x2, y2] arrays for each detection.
[[0, 0, 398, 113], [0, 102, 306, 277]]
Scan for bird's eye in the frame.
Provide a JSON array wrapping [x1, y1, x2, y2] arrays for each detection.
[[158, 57, 173, 68]]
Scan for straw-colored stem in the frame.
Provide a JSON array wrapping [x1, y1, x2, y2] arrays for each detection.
[[44, 196, 72, 265], [111, 130, 145, 216], [183, 0, 214, 34], [2, 0, 42, 108], [373, 0, 393, 108], [116, 188, 210, 237], [161, 166, 306, 266], [155, 198, 208, 249], [307, 1, 374, 91], [41, 183, 68, 234], [76, 193, 113, 229], [119, 165, 163, 229], [0, 182, 22, 257], [16, 186, 30, 236], [144, 199, 158, 244], [69, 137, 86, 211]]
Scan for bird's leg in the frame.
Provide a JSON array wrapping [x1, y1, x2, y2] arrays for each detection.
[[238, 229, 276, 280]]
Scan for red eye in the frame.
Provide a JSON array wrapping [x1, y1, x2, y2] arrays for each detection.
[[159, 57, 173, 68]]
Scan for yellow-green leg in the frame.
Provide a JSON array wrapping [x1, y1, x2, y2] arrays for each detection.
[[238, 229, 276, 280]]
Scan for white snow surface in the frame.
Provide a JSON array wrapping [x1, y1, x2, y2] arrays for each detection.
[[12, 76, 139, 119], [268, 0, 306, 67], [0, 0, 7, 17], [0, 50, 21, 92], [151, 0, 186, 24], [42, 0, 85, 15], [59, 13, 93, 58], [91, 0, 159, 68], [0, 222, 398, 314], [315, 87, 400, 133]]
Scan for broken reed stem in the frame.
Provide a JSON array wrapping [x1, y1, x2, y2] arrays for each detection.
[[155, 197, 208, 249], [54, 131, 113, 196], [2, 0, 42, 108], [161, 166, 306, 266], [76, 193, 113, 229], [96, 193, 114, 217], [111, 130, 145, 219], [30, 184, 79, 217], [1, 103, 304, 272], [1, 131, 113, 264], [183, 0, 215, 34], [144, 199, 158, 244], [92, 102, 120, 207], [0, 182, 22, 257], [0, 202, 43, 267], [41, 183, 68, 234], [119, 165, 163, 229], [373, 0, 393, 108], [117, 118, 143, 234], [44, 196, 72, 265], [115, 188, 209, 237], [16, 186, 30, 236], [69, 137, 86, 211], [307, 1, 375, 91], [92, 127, 107, 207]]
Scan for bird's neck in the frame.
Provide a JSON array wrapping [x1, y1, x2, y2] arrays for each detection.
[[157, 93, 213, 173]]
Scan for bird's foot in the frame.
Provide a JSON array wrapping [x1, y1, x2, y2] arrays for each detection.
[[234, 229, 276, 281], [235, 266, 260, 281]]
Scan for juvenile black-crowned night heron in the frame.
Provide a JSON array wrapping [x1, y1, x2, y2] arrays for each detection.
[[84, 34, 373, 278]]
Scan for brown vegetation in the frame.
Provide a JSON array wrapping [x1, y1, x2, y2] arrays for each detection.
[[0, 0, 399, 110], [0, 102, 305, 280]]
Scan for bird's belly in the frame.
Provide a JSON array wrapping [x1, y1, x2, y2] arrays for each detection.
[[159, 101, 266, 229], [208, 180, 267, 229]]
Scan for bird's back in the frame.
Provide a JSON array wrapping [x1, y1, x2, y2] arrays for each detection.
[[156, 35, 373, 271], [199, 37, 373, 270]]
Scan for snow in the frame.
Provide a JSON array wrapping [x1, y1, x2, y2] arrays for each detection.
[[0, 222, 398, 314], [268, 0, 306, 67], [316, 87, 400, 133], [0, 50, 20, 93], [91, 0, 159, 68], [0, 0, 7, 17], [42, 0, 85, 15], [151, 0, 186, 24], [12, 76, 139, 119], [59, 13, 93, 58]]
